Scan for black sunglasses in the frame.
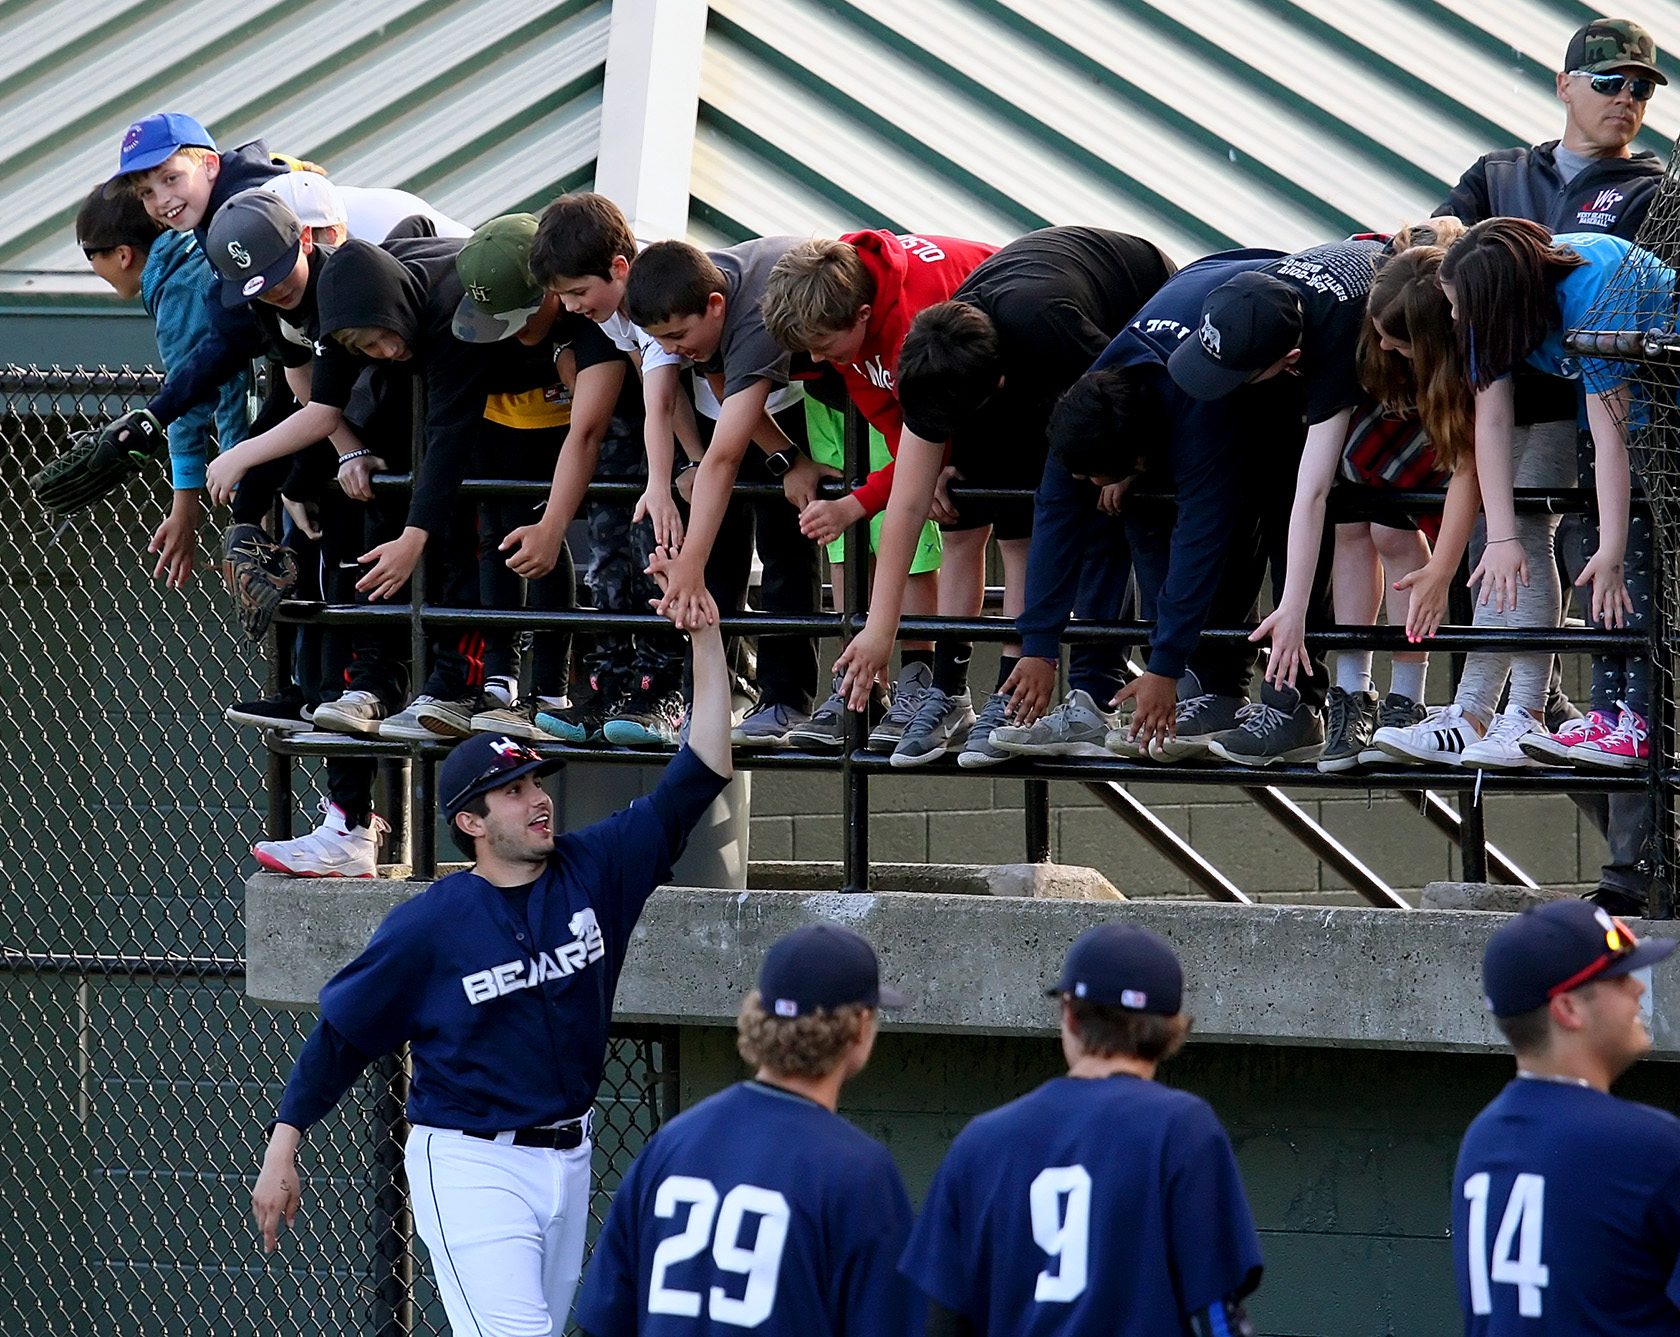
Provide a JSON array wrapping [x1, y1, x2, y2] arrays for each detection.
[[1569, 69, 1658, 101]]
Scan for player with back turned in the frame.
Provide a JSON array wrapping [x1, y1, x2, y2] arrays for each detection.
[[1455, 900, 1680, 1334], [574, 924, 922, 1337], [899, 925, 1262, 1337]]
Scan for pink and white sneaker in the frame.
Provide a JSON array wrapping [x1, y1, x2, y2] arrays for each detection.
[[1518, 709, 1617, 765], [1568, 703, 1651, 771], [254, 800, 389, 877]]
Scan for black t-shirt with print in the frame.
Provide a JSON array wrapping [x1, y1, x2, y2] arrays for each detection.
[[1261, 238, 1386, 426]]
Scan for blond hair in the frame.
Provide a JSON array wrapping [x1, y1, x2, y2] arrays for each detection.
[[330, 325, 397, 353], [735, 990, 867, 1077], [761, 239, 876, 352]]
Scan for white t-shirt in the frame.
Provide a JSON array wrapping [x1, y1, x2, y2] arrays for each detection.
[[340, 186, 471, 241]]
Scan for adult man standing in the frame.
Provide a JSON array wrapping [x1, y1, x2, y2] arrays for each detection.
[[1455, 901, 1680, 1333], [250, 604, 733, 1336]]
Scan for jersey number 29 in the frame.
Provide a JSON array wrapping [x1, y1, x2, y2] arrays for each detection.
[[648, 1175, 790, 1327], [1462, 1172, 1549, 1317], [1030, 1165, 1091, 1302]]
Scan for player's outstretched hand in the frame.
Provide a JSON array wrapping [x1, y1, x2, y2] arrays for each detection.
[[646, 545, 718, 631], [253, 1125, 303, 1253]]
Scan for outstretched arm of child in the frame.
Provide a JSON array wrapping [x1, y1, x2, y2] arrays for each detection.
[[1577, 384, 1634, 629]]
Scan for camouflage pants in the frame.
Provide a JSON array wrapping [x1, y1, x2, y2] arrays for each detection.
[[585, 423, 683, 688]]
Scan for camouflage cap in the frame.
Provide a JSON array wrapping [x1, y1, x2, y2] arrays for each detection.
[[1565, 17, 1667, 84], [453, 213, 544, 343]]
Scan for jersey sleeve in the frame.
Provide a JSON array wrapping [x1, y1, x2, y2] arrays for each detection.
[[317, 897, 431, 1059], [834, 1153, 926, 1337], [1164, 1100, 1264, 1317], [572, 1156, 646, 1337], [898, 1147, 975, 1318]]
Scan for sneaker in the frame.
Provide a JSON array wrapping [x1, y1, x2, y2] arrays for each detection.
[[225, 685, 312, 733], [536, 671, 622, 745], [957, 692, 1015, 769], [1569, 703, 1651, 771], [417, 690, 511, 740], [1586, 884, 1648, 918], [313, 689, 390, 737], [1150, 689, 1250, 761], [252, 800, 390, 878], [1519, 708, 1616, 766], [1358, 694, 1427, 766], [471, 697, 567, 743], [380, 696, 445, 741], [1461, 708, 1543, 771], [788, 678, 852, 751], [889, 688, 975, 768], [604, 677, 687, 747], [868, 661, 933, 754], [1317, 687, 1380, 774], [990, 689, 1119, 758], [1205, 693, 1326, 767], [1369, 702, 1482, 766], [732, 702, 811, 749]]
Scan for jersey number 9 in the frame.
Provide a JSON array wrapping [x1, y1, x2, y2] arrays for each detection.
[[1030, 1164, 1092, 1303], [1463, 1172, 1549, 1317], [648, 1175, 791, 1326]]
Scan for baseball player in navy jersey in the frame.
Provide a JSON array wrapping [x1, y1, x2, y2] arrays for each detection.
[[574, 923, 922, 1337], [899, 925, 1262, 1337], [1455, 900, 1680, 1335], [250, 601, 733, 1337]]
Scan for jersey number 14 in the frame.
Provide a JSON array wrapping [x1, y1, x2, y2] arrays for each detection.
[[648, 1175, 790, 1327], [1462, 1172, 1549, 1317]]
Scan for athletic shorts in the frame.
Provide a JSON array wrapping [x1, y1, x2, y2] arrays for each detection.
[[804, 398, 942, 574]]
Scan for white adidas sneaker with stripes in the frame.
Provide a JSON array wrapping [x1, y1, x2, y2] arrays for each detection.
[[1369, 702, 1482, 766]]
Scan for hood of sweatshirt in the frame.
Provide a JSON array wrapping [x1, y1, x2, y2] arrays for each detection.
[[139, 229, 202, 318], [846, 229, 910, 344], [316, 238, 428, 344], [194, 140, 287, 250]]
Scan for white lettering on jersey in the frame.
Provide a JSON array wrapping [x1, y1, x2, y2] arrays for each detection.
[[895, 234, 947, 263], [1270, 243, 1378, 304], [1030, 1164, 1092, 1302], [460, 907, 608, 1004], [858, 355, 895, 392], [1463, 1171, 1549, 1317], [1135, 317, 1191, 341], [647, 1174, 791, 1325]]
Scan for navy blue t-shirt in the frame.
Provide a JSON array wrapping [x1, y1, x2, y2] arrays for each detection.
[[900, 1075, 1262, 1336], [316, 747, 728, 1131], [576, 1081, 922, 1337], [1453, 1076, 1680, 1335]]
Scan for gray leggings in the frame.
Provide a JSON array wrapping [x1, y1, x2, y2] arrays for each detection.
[[1456, 421, 1576, 723]]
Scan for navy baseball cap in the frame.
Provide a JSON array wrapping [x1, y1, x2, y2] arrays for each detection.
[[438, 733, 563, 818], [1050, 924, 1183, 1015], [1168, 271, 1303, 400], [207, 189, 303, 307], [758, 924, 906, 1017], [1483, 899, 1676, 1017], [104, 113, 216, 195]]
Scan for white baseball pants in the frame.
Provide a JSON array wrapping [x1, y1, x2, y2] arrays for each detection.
[[405, 1124, 593, 1337]]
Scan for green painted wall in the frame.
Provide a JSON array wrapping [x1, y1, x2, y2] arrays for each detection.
[[677, 1027, 1680, 1337]]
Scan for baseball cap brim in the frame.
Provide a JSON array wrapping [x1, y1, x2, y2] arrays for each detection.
[[1603, 935, 1679, 978], [1168, 335, 1253, 401], [1580, 57, 1668, 83], [453, 292, 542, 343], [219, 239, 303, 308], [877, 983, 907, 1009], [444, 755, 564, 817]]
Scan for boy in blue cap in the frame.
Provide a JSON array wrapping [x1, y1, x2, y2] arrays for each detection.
[[1454, 901, 1680, 1334]]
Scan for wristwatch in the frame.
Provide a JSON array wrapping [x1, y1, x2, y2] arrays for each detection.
[[763, 448, 800, 477]]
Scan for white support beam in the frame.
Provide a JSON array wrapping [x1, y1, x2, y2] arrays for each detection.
[[595, 0, 708, 240]]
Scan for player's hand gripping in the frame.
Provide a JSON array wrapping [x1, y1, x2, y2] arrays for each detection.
[[253, 1124, 303, 1253], [800, 494, 865, 546]]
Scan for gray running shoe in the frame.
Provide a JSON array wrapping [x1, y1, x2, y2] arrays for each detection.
[[732, 702, 811, 748], [418, 692, 508, 739], [472, 697, 566, 743], [1317, 686, 1380, 773], [869, 660, 933, 754], [1206, 696, 1326, 767], [890, 688, 975, 768], [1358, 693, 1427, 766], [958, 692, 1015, 769], [379, 696, 445, 742], [991, 689, 1118, 758], [1152, 691, 1249, 761], [789, 678, 849, 751], [312, 689, 389, 737]]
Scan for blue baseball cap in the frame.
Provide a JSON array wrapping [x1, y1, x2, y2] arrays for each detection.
[[1483, 899, 1675, 1017], [438, 733, 562, 818], [757, 925, 906, 1017], [104, 113, 217, 195], [1168, 270, 1302, 401], [1050, 924, 1183, 1015]]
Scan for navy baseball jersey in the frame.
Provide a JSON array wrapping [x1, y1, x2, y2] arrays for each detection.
[[1453, 1077, 1680, 1334], [317, 747, 727, 1131], [575, 1081, 923, 1337], [899, 1075, 1262, 1337]]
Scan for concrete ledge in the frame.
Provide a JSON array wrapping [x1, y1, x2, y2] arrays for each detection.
[[244, 876, 1679, 1057], [747, 861, 1122, 899], [1422, 882, 1570, 912]]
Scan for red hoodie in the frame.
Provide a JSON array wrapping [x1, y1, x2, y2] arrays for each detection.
[[835, 230, 997, 516]]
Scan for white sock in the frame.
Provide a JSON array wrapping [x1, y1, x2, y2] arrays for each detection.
[[1335, 652, 1374, 695], [486, 675, 517, 706], [1390, 660, 1427, 705]]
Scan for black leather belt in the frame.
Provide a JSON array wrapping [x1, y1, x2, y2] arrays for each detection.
[[465, 1117, 586, 1149]]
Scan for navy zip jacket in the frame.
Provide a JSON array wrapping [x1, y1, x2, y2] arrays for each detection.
[[1436, 140, 1662, 240]]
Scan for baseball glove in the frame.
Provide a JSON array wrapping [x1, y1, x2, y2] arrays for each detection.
[[222, 523, 298, 641], [27, 409, 165, 515]]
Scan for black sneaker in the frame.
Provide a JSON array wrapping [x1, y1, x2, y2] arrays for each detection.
[[536, 672, 622, 745], [225, 684, 312, 733], [1317, 686, 1379, 773], [1206, 690, 1326, 767], [1358, 693, 1427, 766], [603, 675, 686, 747], [1586, 884, 1648, 918]]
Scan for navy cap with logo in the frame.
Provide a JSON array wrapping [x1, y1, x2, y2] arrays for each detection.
[[207, 189, 304, 308], [757, 924, 907, 1018], [1049, 924, 1184, 1016], [437, 732, 563, 819], [103, 112, 217, 196], [1167, 271, 1303, 401], [1483, 898, 1676, 1017]]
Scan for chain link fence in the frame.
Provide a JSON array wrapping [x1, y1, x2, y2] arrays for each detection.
[[0, 368, 673, 1336]]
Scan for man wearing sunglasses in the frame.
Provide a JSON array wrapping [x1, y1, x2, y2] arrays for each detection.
[[1454, 900, 1680, 1334], [250, 601, 733, 1336]]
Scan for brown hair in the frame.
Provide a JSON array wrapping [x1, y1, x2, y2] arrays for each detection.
[[1494, 1003, 1553, 1057], [115, 145, 218, 196], [624, 240, 728, 327], [897, 300, 1002, 439], [1360, 245, 1475, 472], [530, 192, 638, 286], [735, 990, 868, 1077], [1439, 217, 1588, 388], [760, 239, 877, 351], [75, 185, 162, 253], [1066, 997, 1191, 1063]]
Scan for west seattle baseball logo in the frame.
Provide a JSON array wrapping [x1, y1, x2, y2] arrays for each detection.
[[227, 240, 252, 270]]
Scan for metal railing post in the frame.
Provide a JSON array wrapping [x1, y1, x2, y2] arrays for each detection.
[[1024, 778, 1051, 862], [1459, 789, 1489, 883], [369, 1050, 414, 1337], [840, 404, 870, 893], [407, 377, 436, 880]]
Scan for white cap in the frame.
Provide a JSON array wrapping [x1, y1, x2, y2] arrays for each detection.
[[261, 171, 347, 230]]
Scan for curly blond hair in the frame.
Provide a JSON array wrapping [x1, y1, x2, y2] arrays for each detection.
[[735, 990, 868, 1077]]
